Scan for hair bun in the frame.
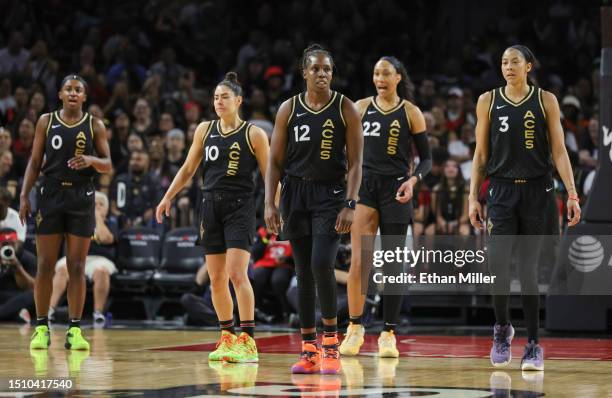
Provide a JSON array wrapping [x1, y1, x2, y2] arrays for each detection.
[[225, 71, 239, 84]]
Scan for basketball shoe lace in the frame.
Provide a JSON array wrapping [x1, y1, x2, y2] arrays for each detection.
[[494, 329, 510, 354], [216, 332, 234, 350]]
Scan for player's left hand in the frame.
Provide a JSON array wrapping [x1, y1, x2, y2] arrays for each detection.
[[335, 208, 354, 234], [567, 198, 581, 227], [68, 155, 93, 170], [396, 180, 415, 203]]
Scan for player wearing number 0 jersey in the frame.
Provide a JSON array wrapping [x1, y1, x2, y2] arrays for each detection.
[[340, 57, 431, 358], [265, 44, 363, 375], [156, 72, 270, 364], [21, 74, 112, 352], [469, 45, 581, 371]]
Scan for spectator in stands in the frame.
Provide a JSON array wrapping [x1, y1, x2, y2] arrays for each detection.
[[0, 31, 30, 76], [103, 80, 130, 117], [13, 118, 35, 160], [0, 78, 17, 127], [430, 106, 449, 147], [448, 121, 475, 164], [0, 228, 35, 322], [561, 95, 587, 139], [165, 128, 186, 172], [252, 227, 294, 321], [411, 182, 431, 237], [431, 159, 470, 235], [417, 78, 437, 111], [115, 132, 147, 176], [132, 98, 156, 136], [0, 188, 36, 276], [445, 87, 475, 134], [111, 150, 159, 228], [110, 111, 131, 168], [158, 112, 175, 135], [180, 264, 217, 326], [28, 40, 59, 101], [12, 86, 29, 125], [149, 47, 186, 95], [247, 88, 274, 138], [184, 101, 201, 127], [578, 116, 599, 169], [0, 151, 19, 201], [27, 92, 47, 121], [49, 191, 118, 327]]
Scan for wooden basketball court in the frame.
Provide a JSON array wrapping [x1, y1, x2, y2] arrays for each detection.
[[1, 324, 611, 397]]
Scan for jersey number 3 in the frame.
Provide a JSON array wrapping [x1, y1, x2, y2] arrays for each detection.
[[498, 116, 509, 133]]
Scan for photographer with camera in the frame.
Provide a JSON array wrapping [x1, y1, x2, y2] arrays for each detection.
[[0, 228, 36, 321]]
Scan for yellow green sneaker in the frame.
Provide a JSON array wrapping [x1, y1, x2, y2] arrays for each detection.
[[29, 325, 51, 350], [209, 331, 237, 361], [223, 332, 258, 363], [65, 327, 90, 350]]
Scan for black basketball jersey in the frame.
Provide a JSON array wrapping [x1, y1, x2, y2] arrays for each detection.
[[362, 97, 412, 176], [201, 120, 258, 193], [285, 91, 347, 181], [41, 111, 95, 182], [487, 86, 552, 179]]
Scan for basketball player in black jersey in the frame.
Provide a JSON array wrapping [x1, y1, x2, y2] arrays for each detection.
[[20, 75, 112, 351], [156, 72, 269, 363], [469, 46, 580, 371], [339, 57, 431, 358], [265, 44, 363, 375]]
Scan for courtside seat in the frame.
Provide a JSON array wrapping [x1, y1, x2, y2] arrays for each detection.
[[153, 227, 204, 294], [113, 227, 162, 293]]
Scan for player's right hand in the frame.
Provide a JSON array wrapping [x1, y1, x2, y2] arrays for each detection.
[[468, 197, 484, 230], [18, 195, 31, 226], [155, 198, 172, 224], [265, 203, 281, 235]]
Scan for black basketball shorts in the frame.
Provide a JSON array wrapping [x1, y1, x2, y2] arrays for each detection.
[[280, 176, 345, 240], [35, 178, 96, 237], [358, 173, 413, 224], [486, 175, 558, 235], [199, 191, 256, 255]]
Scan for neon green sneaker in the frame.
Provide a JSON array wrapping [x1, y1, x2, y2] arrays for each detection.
[[65, 327, 90, 350], [29, 325, 51, 350], [209, 331, 237, 361], [223, 332, 259, 363]]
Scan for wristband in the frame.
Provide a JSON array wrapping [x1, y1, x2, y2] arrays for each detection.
[[568, 194, 579, 203]]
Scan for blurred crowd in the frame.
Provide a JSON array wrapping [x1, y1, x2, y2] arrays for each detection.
[[0, 0, 602, 324]]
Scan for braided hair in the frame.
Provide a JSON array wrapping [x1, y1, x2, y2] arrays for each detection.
[[301, 43, 334, 71]]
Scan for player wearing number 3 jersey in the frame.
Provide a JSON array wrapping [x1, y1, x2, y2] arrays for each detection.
[[469, 45, 580, 371], [156, 72, 270, 364]]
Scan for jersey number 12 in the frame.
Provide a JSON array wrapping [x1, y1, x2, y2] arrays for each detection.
[[294, 125, 310, 142]]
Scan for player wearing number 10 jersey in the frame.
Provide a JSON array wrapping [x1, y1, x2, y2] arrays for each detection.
[[157, 72, 270, 364]]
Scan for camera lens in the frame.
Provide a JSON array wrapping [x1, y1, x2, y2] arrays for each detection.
[[1, 246, 15, 260]]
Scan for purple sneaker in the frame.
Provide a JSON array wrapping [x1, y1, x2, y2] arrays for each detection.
[[521, 340, 544, 371], [490, 323, 514, 367]]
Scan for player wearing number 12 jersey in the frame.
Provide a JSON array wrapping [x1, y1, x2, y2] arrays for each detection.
[[156, 72, 270, 364], [265, 44, 363, 375], [21, 74, 112, 352], [340, 57, 431, 358], [469, 45, 581, 371]]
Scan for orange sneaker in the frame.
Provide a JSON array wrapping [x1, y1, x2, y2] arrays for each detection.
[[321, 335, 341, 375], [291, 342, 321, 374]]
